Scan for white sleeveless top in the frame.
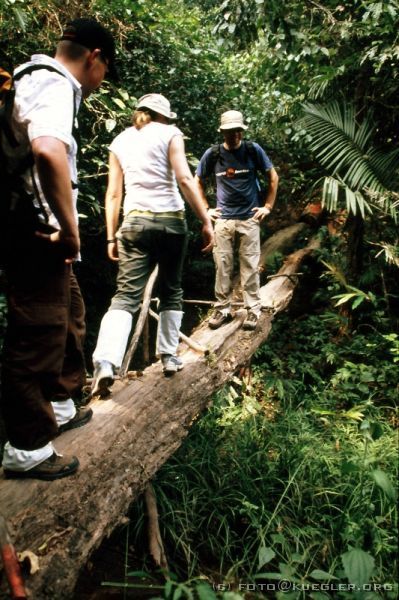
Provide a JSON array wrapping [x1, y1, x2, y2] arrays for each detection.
[[109, 122, 185, 214]]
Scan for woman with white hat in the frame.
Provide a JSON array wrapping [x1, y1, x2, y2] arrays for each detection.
[[91, 93, 214, 394]]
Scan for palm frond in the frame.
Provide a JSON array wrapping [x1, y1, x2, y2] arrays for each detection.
[[322, 176, 372, 217], [366, 189, 399, 222], [301, 101, 398, 217], [302, 102, 387, 192], [308, 66, 345, 100]]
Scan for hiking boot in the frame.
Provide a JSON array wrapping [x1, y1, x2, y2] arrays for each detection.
[[57, 407, 93, 435], [242, 311, 259, 331], [208, 310, 231, 330], [91, 360, 114, 396], [4, 453, 80, 481], [161, 354, 184, 377]]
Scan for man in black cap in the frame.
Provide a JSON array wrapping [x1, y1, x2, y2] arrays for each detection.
[[0, 19, 115, 480]]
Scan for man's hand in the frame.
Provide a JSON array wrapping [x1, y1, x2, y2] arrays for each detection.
[[201, 223, 215, 253], [35, 229, 80, 263], [252, 206, 271, 222], [107, 241, 119, 261], [208, 207, 222, 222]]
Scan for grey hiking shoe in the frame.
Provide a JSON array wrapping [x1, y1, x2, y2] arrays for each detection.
[[208, 309, 232, 329], [4, 452, 80, 481], [161, 354, 184, 377], [91, 360, 114, 397], [242, 311, 259, 331]]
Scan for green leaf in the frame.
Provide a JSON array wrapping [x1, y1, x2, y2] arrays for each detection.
[[309, 569, 338, 581], [341, 461, 359, 474], [341, 548, 375, 587], [342, 408, 364, 421], [126, 570, 154, 578], [370, 469, 397, 500], [165, 580, 174, 599], [12, 7, 28, 30], [279, 563, 295, 578], [258, 545, 276, 570], [333, 293, 358, 306], [105, 119, 116, 132], [254, 572, 282, 580], [369, 421, 384, 440], [173, 586, 183, 600], [113, 97, 127, 110], [351, 295, 365, 309], [196, 583, 217, 600]]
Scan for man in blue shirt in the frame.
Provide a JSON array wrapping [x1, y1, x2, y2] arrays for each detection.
[[195, 110, 279, 330]]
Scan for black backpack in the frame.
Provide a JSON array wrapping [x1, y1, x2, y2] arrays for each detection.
[[0, 61, 76, 265]]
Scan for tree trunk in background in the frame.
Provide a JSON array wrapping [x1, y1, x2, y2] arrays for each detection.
[[345, 212, 364, 285]]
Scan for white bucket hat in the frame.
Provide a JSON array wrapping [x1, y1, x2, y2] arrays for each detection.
[[218, 110, 248, 131], [136, 93, 177, 119]]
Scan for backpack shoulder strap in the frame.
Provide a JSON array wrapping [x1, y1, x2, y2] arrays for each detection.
[[13, 64, 77, 137], [244, 140, 259, 171], [209, 143, 221, 171], [13, 64, 68, 82]]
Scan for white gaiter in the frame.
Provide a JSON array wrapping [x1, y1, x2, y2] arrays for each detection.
[[92, 309, 133, 368], [156, 310, 183, 356]]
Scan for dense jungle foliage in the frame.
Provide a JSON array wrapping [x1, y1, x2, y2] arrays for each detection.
[[1, 0, 398, 598]]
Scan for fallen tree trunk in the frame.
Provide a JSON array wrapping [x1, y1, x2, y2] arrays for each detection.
[[0, 234, 319, 600]]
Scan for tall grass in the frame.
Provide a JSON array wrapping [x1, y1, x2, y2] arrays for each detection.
[[126, 310, 398, 599]]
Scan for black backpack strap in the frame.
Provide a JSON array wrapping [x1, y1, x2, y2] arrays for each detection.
[[14, 64, 78, 141], [5, 64, 79, 223], [244, 140, 259, 171], [14, 63, 79, 188], [13, 64, 67, 82], [0, 88, 17, 148], [209, 143, 221, 172]]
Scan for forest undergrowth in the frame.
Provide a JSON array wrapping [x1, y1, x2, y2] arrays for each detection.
[[94, 272, 398, 600]]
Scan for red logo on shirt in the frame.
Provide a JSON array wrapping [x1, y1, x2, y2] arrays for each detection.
[[226, 167, 236, 178]]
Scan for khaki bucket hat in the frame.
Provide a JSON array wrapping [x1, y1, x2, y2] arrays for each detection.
[[136, 93, 177, 119], [218, 110, 248, 131]]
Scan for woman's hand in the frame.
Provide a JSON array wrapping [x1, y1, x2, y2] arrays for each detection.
[[107, 240, 119, 261], [201, 222, 215, 253], [207, 207, 222, 221]]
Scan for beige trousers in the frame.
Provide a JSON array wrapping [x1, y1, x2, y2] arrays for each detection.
[[213, 218, 261, 314]]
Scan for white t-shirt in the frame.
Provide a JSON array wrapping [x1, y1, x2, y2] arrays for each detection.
[[11, 54, 82, 230], [109, 122, 185, 214]]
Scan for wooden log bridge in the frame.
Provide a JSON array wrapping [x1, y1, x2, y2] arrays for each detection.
[[0, 225, 318, 599]]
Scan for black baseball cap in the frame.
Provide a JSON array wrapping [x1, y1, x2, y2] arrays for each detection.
[[60, 18, 117, 80]]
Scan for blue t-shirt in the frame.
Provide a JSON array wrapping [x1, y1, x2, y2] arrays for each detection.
[[196, 141, 273, 220]]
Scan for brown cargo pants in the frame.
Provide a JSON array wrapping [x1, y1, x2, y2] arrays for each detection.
[[0, 239, 86, 451]]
